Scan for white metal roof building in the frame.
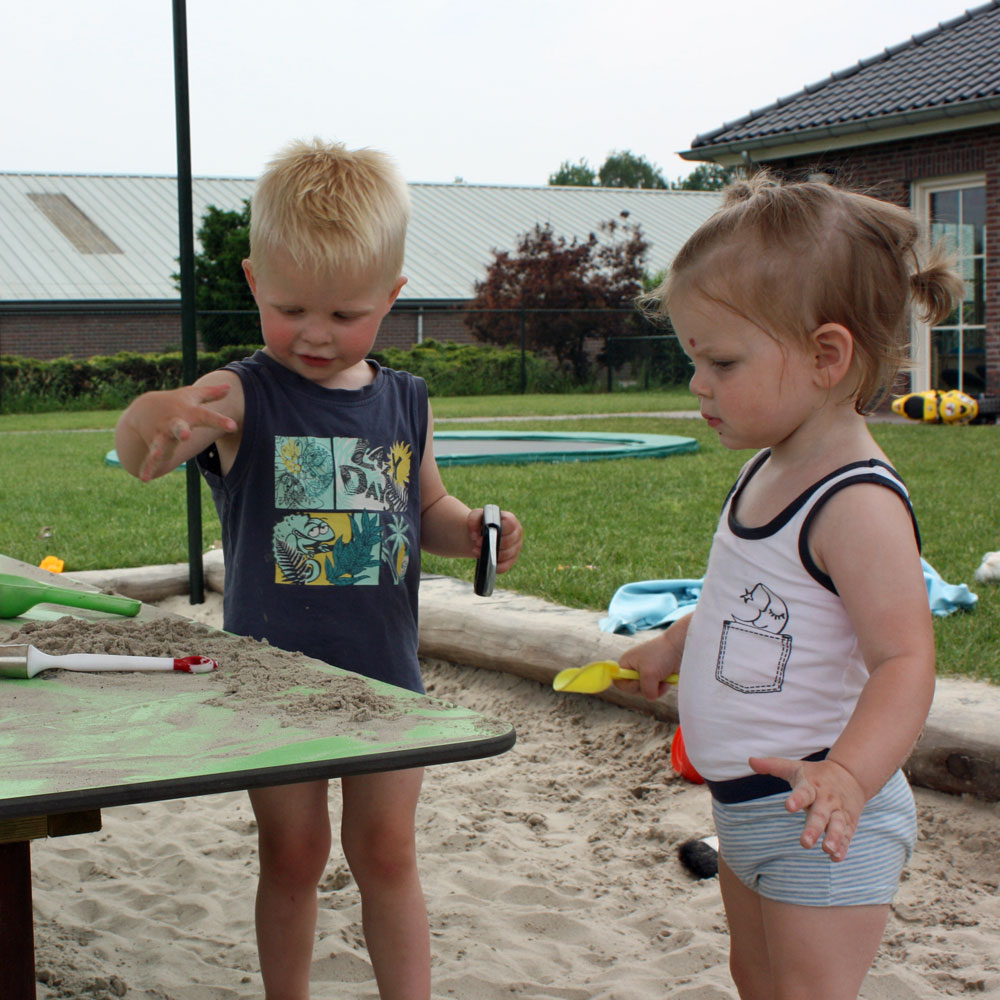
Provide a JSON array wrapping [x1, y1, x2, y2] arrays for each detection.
[[404, 183, 721, 301], [0, 173, 721, 304], [1, 174, 254, 304], [0, 173, 721, 359]]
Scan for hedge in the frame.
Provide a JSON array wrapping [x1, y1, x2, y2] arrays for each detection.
[[1, 340, 570, 413], [370, 339, 571, 396], [0, 345, 260, 414]]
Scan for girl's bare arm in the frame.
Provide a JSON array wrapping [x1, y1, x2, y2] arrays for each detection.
[[751, 483, 934, 860]]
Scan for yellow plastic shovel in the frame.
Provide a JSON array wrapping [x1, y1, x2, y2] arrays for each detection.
[[552, 660, 679, 694], [552, 660, 639, 693]]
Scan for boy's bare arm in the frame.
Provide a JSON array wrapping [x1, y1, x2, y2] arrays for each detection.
[[115, 372, 243, 482], [418, 407, 523, 570]]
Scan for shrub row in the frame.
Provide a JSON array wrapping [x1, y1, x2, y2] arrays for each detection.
[[0, 345, 260, 414], [0, 340, 570, 413], [370, 339, 572, 396]]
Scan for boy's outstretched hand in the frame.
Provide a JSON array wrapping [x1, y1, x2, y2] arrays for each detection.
[[467, 508, 523, 574], [748, 755, 867, 862], [119, 383, 238, 482]]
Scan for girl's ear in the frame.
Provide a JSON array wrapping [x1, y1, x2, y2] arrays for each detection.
[[809, 323, 854, 389]]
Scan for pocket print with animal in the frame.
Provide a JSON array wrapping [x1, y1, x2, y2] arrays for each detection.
[[715, 583, 792, 694]]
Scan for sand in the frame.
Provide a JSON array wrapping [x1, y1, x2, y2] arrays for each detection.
[[27, 591, 1000, 999], [4, 614, 404, 725]]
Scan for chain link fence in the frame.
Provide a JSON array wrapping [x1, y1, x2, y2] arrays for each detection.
[[196, 305, 688, 393]]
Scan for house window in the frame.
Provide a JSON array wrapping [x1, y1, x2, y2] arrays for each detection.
[[913, 177, 987, 394]]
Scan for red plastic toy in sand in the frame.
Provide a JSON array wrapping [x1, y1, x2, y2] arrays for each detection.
[[670, 725, 704, 784]]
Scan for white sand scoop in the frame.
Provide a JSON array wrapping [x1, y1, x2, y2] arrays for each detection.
[[0, 643, 217, 679]]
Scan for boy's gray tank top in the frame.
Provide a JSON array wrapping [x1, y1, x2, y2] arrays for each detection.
[[197, 350, 429, 692]]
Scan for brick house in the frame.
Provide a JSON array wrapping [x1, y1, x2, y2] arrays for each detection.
[[677, 0, 1000, 397], [0, 176, 720, 360]]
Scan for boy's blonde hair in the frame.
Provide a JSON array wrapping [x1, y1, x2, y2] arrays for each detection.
[[644, 172, 963, 412], [248, 138, 410, 288]]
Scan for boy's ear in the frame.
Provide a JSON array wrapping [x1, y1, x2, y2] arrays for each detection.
[[242, 259, 258, 298], [809, 323, 854, 388], [387, 275, 407, 306]]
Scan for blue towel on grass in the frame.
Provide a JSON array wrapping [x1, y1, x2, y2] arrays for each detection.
[[923, 559, 978, 617], [599, 559, 975, 635], [598, 578, 703, 634]]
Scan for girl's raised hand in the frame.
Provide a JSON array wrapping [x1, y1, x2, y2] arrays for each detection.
[[749, 755, 867, 861]]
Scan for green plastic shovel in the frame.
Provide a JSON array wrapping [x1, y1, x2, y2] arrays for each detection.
[[0, 573, 140, 619]]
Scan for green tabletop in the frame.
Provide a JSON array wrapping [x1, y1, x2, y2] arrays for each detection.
[[0, 556, 515, 821]]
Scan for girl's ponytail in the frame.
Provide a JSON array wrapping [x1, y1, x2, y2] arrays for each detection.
[[910, 242, 964, 328]]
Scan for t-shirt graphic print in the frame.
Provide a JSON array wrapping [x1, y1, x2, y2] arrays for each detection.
[[272, 434, 414, 588]]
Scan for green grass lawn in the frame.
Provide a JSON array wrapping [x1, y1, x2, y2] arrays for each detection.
[[0, 389, 698, 433], [1, 398, 996, 683]]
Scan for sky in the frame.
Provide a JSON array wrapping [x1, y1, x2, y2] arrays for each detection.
[[2, 0, 975, 187]]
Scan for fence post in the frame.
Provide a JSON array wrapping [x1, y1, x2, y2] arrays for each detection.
[[520, 306, 527, 394]]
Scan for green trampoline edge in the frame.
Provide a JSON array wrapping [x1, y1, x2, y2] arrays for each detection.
[[105, 431, 700, 471], [432, 430, 699, 466]]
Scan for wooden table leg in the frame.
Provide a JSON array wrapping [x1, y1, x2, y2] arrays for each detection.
[[0, 812, 100, 1000], [0, 839, 36, 1000]]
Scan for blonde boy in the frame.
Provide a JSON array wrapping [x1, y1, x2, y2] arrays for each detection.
[[116, 139, 523, 1000]]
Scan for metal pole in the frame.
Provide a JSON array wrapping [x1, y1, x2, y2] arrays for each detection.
[[172, 0, 204, 604]]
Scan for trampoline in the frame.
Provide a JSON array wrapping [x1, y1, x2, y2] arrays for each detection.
[[432, 430, 697, 466], [105, 431, 697, 473]]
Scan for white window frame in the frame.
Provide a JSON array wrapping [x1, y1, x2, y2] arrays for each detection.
[[910, 173, 987, 392]]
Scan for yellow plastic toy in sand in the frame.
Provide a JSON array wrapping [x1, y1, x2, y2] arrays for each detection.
[[552, 659, 680, 694]]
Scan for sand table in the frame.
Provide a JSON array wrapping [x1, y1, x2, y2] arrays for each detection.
[[1, 611, 510, 813]]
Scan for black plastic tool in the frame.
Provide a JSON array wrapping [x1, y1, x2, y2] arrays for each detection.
[[474, 504, 502, 597]]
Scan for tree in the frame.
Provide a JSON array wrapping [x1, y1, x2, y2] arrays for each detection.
[[465, 215, 649, 383], [672, 163, 736, 191], [549, 155, 737, 192], [548, 150, 668, 189], [175, 201, 259, 350], [548, 159, 598, 187], [598, 150, 668, 189]]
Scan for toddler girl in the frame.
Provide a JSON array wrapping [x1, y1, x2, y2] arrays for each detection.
[[620, 173, 961, 1000]]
